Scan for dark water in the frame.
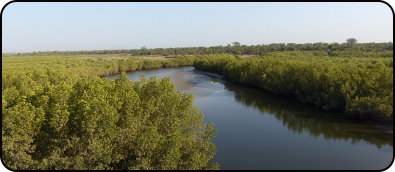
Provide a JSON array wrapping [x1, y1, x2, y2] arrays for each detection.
[[107, 67, 393, 170]]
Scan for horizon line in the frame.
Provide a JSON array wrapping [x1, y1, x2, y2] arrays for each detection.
[[2, 41, 393, 54]]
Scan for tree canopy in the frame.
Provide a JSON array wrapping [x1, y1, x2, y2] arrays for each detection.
[[2, 56, 218, 170]]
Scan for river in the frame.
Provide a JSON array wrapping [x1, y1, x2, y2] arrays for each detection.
[[107, 66, 393, 170]]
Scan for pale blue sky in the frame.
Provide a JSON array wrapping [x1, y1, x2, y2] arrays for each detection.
[[2, 2, 393, 53]]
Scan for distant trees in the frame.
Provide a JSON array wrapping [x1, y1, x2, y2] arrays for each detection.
[[232, 42, 241, 47], [347, 38, 357, 46], [140, 46, 149, 55], [11, 41, 393, 57], [233, 51, 242, 56]]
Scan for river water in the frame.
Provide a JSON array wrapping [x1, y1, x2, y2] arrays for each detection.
[[107, 67, 393, 170]]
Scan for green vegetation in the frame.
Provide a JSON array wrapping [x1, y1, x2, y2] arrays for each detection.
[[2, 55, 217, 170], [2, 54, 194, 77], [193, 52, 393, 122], [2, 41, 393, 169]]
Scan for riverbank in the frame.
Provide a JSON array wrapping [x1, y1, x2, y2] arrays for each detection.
[[108, 66, 392, 170], [193, 54, 393, 123]]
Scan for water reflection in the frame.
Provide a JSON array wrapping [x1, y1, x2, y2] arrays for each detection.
[[221, 80, 393, 148]]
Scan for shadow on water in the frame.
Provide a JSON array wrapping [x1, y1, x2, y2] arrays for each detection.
[[217, 79, 392, 149]]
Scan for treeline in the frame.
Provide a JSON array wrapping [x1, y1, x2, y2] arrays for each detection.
[[6, 42, 393, 57], [193, 53, 393, 122], [2, 56, 218, 170], [3, 55, 194, 79]]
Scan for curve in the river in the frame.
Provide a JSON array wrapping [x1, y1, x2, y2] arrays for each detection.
[[107, 67, 393, 170]]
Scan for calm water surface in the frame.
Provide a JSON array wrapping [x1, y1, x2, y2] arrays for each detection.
[[107, 67, 393, 170]]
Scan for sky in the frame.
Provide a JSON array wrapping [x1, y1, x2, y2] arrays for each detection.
[[1, 2, 393, 53]]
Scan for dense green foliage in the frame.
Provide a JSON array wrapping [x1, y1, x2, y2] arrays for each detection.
[[193, 52, 393, 122], [2, 55, 218, 170]]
